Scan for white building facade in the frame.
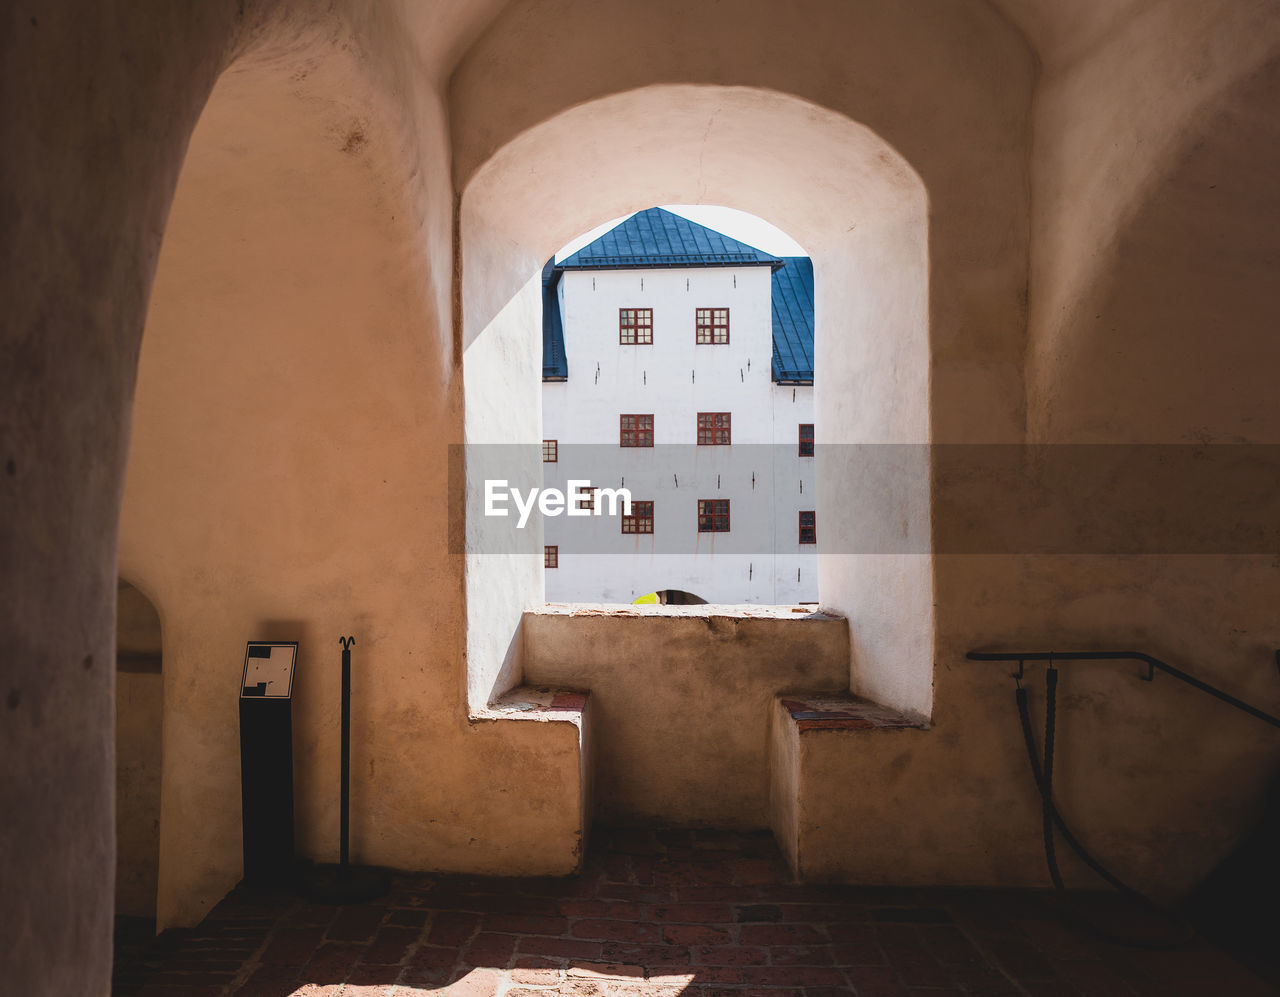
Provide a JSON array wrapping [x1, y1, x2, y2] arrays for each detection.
[[541, 208, 816, 605]]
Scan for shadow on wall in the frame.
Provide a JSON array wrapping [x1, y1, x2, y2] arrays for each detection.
[[1030, 54, 1280, 444], [116, 580, 163, 918]]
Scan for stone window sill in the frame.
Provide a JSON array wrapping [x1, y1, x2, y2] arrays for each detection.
[[536, 602, 841, 621]]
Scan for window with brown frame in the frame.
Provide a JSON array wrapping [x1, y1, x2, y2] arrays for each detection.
[[697, 499, 731, 533], [620, 413, 654, 447], [576, 488, 594, 513], [798, 423, 814, 457], [542, 439, 558, 462], [621, 500, 654, 534], [799, 511, 816, 545], [697, 412, 731, 445], [695, 307, 730, 344], [544, 545, 558, 568], [619, 307, 653, 344]]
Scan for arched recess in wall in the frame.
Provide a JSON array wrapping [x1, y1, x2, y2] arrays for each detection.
[[650, 590, 709, 607], [117, 35, 456, 930], [115, 579, 163, 920], [459, 85, 933, 717]]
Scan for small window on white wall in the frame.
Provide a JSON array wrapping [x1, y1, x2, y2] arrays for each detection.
[[619, 307, 653, 344], [695, 307, 730, 344], [698, 499, 731, 533], [798, 424, 814, 457], [620, 414, 654, 448], [621, 501, 654, 534], [697, 412, 731, 445]]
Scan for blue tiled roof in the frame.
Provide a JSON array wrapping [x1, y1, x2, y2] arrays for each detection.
[[771, 257, 815, 384], [558, 207, 782, 270], [542, 210, 814, 384], [542, 258, 567, 380]]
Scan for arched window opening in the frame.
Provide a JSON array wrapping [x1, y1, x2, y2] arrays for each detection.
[[460, 85, 932, 718], [634, 589, 709, 606]]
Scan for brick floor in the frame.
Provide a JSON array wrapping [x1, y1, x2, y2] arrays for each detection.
[[113, 828, 1275, 996]]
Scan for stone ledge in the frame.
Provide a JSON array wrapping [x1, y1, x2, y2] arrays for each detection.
[[779, 695, 929, 732], [472, 685, 590, 724], [536, 602, 842, 621]]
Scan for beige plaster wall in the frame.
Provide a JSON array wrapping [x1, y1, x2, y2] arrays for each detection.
[[451, 0, 1034, 724], [115, 581, 163, 918], [915, 0, 1280, 895], [990, 0, 1150, 73], [768, 698, 802, 873], [120, 23, 583, 930], [117, 580, 164, 658], [1026, 0, 1280, 443], [115, 670, 164, 918], [452, 0, 1033, 443], [463, 272, 545, 710], [814, 201, 932, 716], [8, 4, 1280, 993], [454, 85, 991, 720], [524, 607, 849, 826], [455, 0, 1280, 903], [0, 3, 284, 991], [120, 41, 457, 928], [798, 552, 1280, 897]]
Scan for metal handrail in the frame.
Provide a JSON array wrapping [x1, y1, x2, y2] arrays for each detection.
[[966, 649, 1280, 729]]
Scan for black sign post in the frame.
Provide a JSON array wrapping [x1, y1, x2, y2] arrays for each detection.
[[305, 635, 390, 903], [239, 641, 298, 887]]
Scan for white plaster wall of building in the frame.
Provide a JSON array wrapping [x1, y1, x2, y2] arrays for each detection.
[[541, 261, 816, 605]]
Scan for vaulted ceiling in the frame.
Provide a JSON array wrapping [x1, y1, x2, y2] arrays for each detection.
[[403, 0, 1154, 84], [988, 0, 1149, 70]]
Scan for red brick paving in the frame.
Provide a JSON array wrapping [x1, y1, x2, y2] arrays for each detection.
[[113, 828, 1274, 996]]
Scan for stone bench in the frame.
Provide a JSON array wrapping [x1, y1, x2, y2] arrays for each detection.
[[470, 686, 593, 872], [771, 694, 929, 878]]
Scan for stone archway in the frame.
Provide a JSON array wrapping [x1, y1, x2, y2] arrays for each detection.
[[459, 85, 934, 717]]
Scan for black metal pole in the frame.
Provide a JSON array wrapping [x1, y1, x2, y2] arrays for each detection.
[[340, 636, 353, 869], [303, 633, 387, 904]]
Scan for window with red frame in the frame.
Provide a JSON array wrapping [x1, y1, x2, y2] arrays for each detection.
[[543, 439, 558, 462], [798, 423, 814, 457], [799, 511, 816, 544], [544, 545, 558, 568], [697, 412, 731, 445], [698, 499, 731, 533], [620, 414, 654, 447], [621, 500, 654, 534], [619, 307, 653, 344], [695, 307, 730, 344]]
